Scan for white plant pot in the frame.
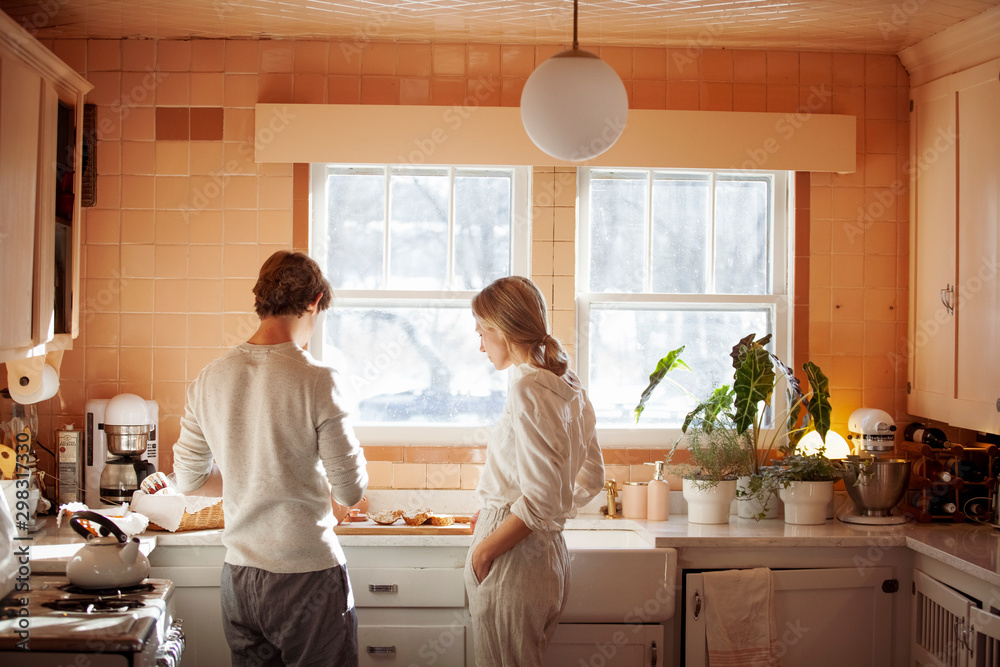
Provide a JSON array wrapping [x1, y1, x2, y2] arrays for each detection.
[[683, 478, 738, 524], [736, 475, 780, 520], [779, 481, 834, 525]]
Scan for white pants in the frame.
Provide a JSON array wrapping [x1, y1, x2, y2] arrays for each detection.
[[464, 507, 570, 667]]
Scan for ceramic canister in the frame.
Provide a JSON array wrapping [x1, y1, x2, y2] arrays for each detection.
[[621, 482, 648, 519]]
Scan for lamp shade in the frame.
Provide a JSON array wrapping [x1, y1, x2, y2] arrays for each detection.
[[520, 49, 628, 162]]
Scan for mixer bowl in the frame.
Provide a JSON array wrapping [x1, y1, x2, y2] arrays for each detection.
[[842, 458, 911, 516], [104, 424, 149, 456]]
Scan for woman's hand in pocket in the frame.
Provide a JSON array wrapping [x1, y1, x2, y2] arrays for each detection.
[[471, 542, 493, 584]]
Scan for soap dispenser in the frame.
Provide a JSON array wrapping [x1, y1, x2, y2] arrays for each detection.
[[646, 461, 670, 521]]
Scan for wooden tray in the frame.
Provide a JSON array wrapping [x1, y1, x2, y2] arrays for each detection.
[[335, 519, 473, 535]]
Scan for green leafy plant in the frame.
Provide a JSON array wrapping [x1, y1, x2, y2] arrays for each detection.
[[634, 334, 835, 494], [769, 449, 841, 484]]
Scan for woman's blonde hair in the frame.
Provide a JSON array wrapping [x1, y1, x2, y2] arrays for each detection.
[[472, 276, 576, 382]]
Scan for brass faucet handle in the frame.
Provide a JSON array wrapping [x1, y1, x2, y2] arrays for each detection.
[[604, 479, 619, 519]]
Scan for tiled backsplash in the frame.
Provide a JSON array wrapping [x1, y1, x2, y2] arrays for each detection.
[[14, 37, 914, 489]]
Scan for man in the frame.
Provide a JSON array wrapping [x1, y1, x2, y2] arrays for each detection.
[[173, 250, 368, 666]]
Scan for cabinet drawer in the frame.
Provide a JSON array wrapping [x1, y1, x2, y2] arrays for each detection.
[[351, 567, 465, 607], [359, 624, 465, 667]]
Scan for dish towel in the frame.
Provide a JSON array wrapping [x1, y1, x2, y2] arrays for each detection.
[[703, 567, 781, 667]]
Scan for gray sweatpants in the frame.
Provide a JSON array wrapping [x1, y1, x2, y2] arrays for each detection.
[[221, 562, 358, 667], [464, 507, 570, 667]]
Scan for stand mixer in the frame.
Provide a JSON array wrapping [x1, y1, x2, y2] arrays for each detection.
[[839, 407, 911, 525]]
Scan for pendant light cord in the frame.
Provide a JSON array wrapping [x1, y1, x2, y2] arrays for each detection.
[[573, 0, 579, 50]]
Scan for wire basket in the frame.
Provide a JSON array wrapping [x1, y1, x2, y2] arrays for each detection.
[[148, 500, 224, 532]]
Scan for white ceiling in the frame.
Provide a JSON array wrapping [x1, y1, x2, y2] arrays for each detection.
[[1, 0, 998, 54]]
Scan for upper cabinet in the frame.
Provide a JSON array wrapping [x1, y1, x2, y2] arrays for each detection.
[[0, 11, 92, 363], [908, 57, 1000, 434]]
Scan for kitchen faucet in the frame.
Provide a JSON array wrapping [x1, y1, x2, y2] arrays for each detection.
[[604, 479, 619, 519]]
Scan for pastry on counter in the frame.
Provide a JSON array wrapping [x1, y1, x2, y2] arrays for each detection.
[[428, 514, 455, 526], [369, 509, 402, 525], [402, 508, 431, 526]]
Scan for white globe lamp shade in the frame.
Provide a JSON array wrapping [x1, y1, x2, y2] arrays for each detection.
[[798, 430, 852, 459], [520, 50, 628, 162]]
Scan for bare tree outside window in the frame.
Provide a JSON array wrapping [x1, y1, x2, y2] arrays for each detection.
[[310, 165, 530, 432], [578, 169, 791, 431]]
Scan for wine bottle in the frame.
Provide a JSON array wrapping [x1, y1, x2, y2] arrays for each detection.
[[914, 494, 957, 516], [904, 423, 950, 449], [952, 459, 985, 484]]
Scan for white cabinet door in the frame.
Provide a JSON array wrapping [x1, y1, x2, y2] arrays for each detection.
[[544, 623, 663, 667], [970, 606, 1000, 666], [908, 73, 958, 424], [953, 59, 1000, 434], [912, 568, 973, 667], [685, 567, 895, 667], [0, 55, 41, 349]]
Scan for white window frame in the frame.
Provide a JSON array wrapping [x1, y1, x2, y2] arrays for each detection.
[[307, 163, 531, 445], [576, 168, 794, 447]]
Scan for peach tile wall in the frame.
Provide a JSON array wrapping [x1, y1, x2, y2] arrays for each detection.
[[27, 37, 912, 490]]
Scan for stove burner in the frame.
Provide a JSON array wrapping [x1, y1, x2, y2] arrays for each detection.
[[59, 582, 156, 596], [42, 599, 148, 614]]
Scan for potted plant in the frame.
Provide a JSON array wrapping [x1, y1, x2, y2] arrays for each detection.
[[679, 387, 752, 523], [635, 334, 834, 522], [771, 444, 842, 525]]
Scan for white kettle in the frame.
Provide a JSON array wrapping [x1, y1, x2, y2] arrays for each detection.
[[66, 511, 150, 589]]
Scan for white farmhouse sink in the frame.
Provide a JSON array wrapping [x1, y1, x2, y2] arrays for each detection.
[[563, 529, 652, 549], [561, 529, 677, 622]]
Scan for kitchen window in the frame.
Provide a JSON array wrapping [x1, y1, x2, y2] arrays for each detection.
[[309, 164, 530, 442], [577, 168, 791, 439]]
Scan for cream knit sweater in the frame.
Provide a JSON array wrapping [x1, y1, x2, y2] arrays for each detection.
[[173, 341, 368, 573]]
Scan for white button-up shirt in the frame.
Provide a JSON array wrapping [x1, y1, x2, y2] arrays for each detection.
[[477, 364, 605, 532]]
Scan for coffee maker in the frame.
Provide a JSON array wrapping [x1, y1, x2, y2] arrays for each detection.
[[84, 395, 159, 507], [839, 407, 911, 525]]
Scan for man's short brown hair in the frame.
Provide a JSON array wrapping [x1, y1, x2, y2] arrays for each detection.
[[253, 251, 333, 318]]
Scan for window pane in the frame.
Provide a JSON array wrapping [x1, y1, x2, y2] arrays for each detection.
[[324, 305, 506, 425], [715, 177, 770, 295], [388, 168, 450, 289], [651, 175, 710, 293], [587, 307, 772, 427], [325, 169, 385, 289], [589, 171, 647, 292], [453, 170, 512, 290]]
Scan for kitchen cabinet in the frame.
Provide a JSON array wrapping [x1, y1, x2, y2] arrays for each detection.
[[0, 11, 91, 363], [345, 544, 470, 667], [911, 568, 1000, 666], [908, 57, 1000, 434], [685, 566, 896, 666], [147, 543, 230, 667], [545, 624, 663, 666], [675, 544, 913, 666]]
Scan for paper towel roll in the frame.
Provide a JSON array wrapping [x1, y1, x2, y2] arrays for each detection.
[[7, 361, 60, 405]]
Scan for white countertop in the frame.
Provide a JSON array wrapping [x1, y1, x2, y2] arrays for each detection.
[[24, 513, 1000, 587]]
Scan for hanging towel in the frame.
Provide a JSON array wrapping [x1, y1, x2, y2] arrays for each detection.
[[703, 567, 781, 667]]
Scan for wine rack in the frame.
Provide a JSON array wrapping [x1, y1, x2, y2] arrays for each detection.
[[899, 439, 997, 523]]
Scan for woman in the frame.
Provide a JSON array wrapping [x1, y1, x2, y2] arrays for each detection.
[[466, 275, 605, 666]]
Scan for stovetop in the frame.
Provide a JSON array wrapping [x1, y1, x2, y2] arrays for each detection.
[[0, 575, 174, 653]]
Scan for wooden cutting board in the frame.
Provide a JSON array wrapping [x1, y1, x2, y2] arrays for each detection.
[[335, 519, 473, 535]]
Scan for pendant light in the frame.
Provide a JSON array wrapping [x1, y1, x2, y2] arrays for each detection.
[[520, 0, 628, 162]]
